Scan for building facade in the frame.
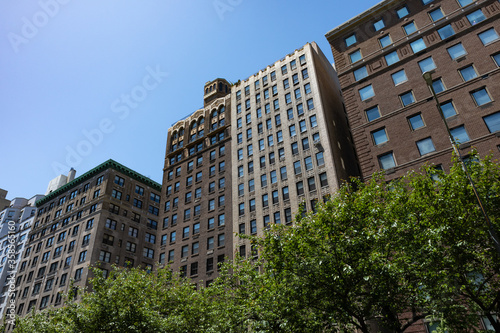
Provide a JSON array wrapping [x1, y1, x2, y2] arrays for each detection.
[[160, 43, 359, 284], [160, 79, 233, 286], [13, 160, 161, 316], [0, 195, 42, 317], [230, 42, 358, 257], [326, 0, 500, 182]]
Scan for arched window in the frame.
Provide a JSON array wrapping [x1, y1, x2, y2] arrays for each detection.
[[190, 121, 197, 131], [172, 131, 178, 140], [211, 110, 218, 119], [218, 82, 223, 91], [199, 117, 205, 125], [219, 106, 225, 114], [179, 127, 184, 136], [205, 88, 209, 94]]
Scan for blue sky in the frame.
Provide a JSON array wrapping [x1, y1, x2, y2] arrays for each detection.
[[0, 0, 379, 200]]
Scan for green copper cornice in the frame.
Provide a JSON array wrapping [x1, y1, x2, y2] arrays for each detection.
[[36, 159, 161, 207]]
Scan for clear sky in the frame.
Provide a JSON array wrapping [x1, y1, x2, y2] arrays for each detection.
[[0, 0, 380, 200]]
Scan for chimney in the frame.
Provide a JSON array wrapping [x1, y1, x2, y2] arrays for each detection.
[[67, 168, 76, 183]]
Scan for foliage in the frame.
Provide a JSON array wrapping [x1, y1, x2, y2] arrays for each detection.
[[13, 155, 500, 332]]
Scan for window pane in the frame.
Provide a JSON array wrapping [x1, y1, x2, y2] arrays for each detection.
[[471, 88, 492, 106], [408, 114, 424, 130], [429, 8, 444, 21], [458, 0, 474, 6], [418, 57, 436, 73], [467, 9, 486, 25], [359, 85, 375, 101], [484, 112, 500, 132], [378, 153, 396, 169], [354, 66, 368, 81], [372, 128, 388, 145], [400, 91, 415, 106], [450, 126, 470, 143], [392, 69, 407, 85], [397, 6, 409, 18], [345, 34, 356, 47], [385, 51, 400, 66], [441, 101, 457, 118], [493, 53, 500, 67], [366, 106, 380, 121], [374, 19, 385, 31], [447, 43, 466, 60], [379, 35, 392, 48], [422, 0, 434, 4], [432, 78, 445, 93], [459, 66, 478, 82], [410, 38, 426, 53], [438, 24, 455, 39], [417, 137, 436, 155], [403, 22, 417, 35], [478, 28, 499, 45], [350, 50, 362, 63]]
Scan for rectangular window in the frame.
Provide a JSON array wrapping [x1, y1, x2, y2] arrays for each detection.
[[459, 65, 478, 82], [396, 6, 409, 18], [429, 8, 444, 21], [345, 34, 356, 47], [391, 69, 407, 85], [447, 43, 466, 60], [418, 57, 436, 73], [471, 88, 492, 106], [354, 66, 368, 81], [403, 21, 417, 35], [379, 35, 392, 48], [349, 49, 362, 63], [441, 101, 457, 118], [484, 112, 500, 133], [438, 24, 455, 39], [385, 51, 400, 66], [400, 91, 416, 106], [409, 114, 425, 130], [432, 78, 446, 94], [302, 68, 309, 79], [378, 152, 396, 170], [373, 19, 385, 31], [417, 137, 436, 155], [478, 28, 499, 45], [411, 39, 427, 55], [493, 53, 500, 67], [366, 106, 380, 121], [467, 9, 486, 25], [294, 161, 302, 175], [307, 99, 314, 110], [372, 128, 388, 145], [458, 0, 473, 6], [450, 125, 470, 143], [359, 85, 375, 101]]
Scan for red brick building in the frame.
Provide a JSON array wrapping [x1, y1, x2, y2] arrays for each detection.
[[326, 0, 500, 182]]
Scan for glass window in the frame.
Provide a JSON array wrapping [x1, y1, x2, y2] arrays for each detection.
[[345, 34, 356, 47], [354, 66, 368, 81], [379, 35, 392, 48], [459, 65, 478, 82], [400, 91, 415, 106], [359, 85, 375, 101], [441, 101, 457, 118], [373, 19, 385, 31], [438, 24, 455, 40], [484, 112, 500, 132], [372, 128, 388, 145], [447, 43, 466, 60], [432, 78, 446, 93], [458, 0, 474, 6], [429, 8, 444, 21], [422, 0, 434, 4], [418, 57, 436, 73], [493, 53, 500, 67], [349, 49, 362, 63], [450, 125, 470, 143], [392, 69, 407, 85], [378, 152, 396, 170], [408, 114, 425, 130], [478, 28, 499, 45], [385, 51, 400, 66], [366, 106, 381, 121], [403, 21, 417, 35], [467, 9, 486, 25], [410, 38, 426, 53], [471, 88, 492, 106], [396, 6, 409, 18], [417, 137, 436, 155]]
